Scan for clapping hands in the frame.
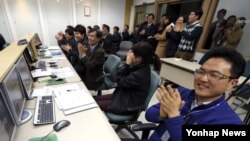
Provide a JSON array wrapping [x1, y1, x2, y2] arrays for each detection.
[[157, 85, 185, 119]]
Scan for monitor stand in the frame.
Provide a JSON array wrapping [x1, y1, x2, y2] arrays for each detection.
[[21, 109, 32, 124]]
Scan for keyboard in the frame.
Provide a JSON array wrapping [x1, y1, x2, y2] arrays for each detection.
[[33, 96, 56, 125], [36, 60, 47, 70]]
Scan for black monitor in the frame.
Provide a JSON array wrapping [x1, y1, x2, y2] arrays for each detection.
[[15, 55, 34, 99], [0, 64, 32, 126], [33, 33, 42, 48], [23, 47, 34, 65], [0, 88, 17, 141]]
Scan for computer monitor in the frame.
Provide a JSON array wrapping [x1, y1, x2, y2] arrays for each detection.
[[0, 64, 32, 126], [23, 47, 34, 65], [27, 42, 38, 62], [0, 88, 17, 141], [33, 33, 42, 48], [15, 55, 34, 99]]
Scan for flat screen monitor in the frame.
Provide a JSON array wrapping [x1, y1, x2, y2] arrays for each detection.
[[23, 47, 34, 65], [0, 89, 17, 141], [0, 64, 31, 126], [15, 55, 34, 99]]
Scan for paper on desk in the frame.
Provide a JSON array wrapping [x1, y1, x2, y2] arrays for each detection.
[[56, 72, 74, 78], [48, 46, 60, 50], [50, 67, 72, 74], [53, 84, 81, 109], [55, 88, 96, 111], [31, 69, 52, 78], [63, 103, 98, 116], [32, 87, 53, 97]]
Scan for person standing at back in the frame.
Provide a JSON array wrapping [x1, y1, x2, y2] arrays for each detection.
[[204, 9, 227, 49], [101, 24, 113, 54], [175, 9, 203, 61]]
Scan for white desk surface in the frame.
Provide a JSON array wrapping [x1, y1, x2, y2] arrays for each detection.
[[14, 82, 120, 141], [34, 49, 81, 87], [160, 58, 249, 89]]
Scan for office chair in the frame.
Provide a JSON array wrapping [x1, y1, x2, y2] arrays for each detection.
[[116, 41, 133, 60], [95, 54, 121, 96], [228, 60, 250, 121], [106, 71, 160, 139]]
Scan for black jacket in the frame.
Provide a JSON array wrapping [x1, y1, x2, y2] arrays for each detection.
[[79, 44, 105, 90], [109, 63, 151, 114], [102, 34, 113, 54]]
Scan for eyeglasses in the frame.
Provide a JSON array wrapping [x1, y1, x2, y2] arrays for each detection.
[[194, 69, 233, 81]]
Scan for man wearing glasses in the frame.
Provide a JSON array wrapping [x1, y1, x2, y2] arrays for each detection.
[[146, 48, 246, 141]]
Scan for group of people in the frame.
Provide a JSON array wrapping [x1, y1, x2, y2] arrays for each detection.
[[135, 9, 204, 61], [55, 24, 161, 115], [54, 8, 248, 141], [205, 8, 246, 50]]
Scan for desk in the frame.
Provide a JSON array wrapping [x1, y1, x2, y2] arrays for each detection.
[[0, 33, 120, 141], [160, 58, 249, 89], [14, 82, 120, 141], [160, 58, 200, 89], [34, 52, 81, 87], [0, 33, 35, 82]]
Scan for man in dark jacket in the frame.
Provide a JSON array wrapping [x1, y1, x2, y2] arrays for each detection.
[[78, 29, 105, 90]]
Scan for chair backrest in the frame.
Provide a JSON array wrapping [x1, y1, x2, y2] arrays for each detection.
[[243, 60, 250, 77], [104, 54, 121, 80], [119, 41, 133, 51], [142, 71, 160, 111]]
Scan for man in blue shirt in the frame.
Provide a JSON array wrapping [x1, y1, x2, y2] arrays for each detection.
[[146, 47, 246, 141]]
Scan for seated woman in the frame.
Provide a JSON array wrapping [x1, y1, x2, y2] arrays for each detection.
[[95, 41, 160, 114]]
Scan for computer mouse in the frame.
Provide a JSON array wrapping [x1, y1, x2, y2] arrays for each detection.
[[53, 120, 70, 132], [55, 78, 64, 81], [50, 74, 57, 79]]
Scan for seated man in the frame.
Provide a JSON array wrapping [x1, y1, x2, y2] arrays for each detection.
[[78, 28, 105, 90], [146, 47, 246, 141]]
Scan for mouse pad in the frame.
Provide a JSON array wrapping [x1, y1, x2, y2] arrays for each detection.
[[46, 79, 67, 86], [29, 133, 58, 141]]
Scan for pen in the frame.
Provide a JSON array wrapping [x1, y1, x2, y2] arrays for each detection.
[[66, 89, 77, 92]]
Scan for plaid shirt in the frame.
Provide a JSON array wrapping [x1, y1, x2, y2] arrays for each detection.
[[178, 21, 203, 52]]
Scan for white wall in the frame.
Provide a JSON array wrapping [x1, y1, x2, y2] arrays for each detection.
[[0, 0, 11, 42], [100, 0, 125, 33], [213, 0, 250, 57], [0, 0, 125, 45]]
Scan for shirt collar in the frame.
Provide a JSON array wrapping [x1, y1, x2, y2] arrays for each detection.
[[190, 21, 200, 26], [90, 44, 97, 52], [190, 97, 212, 110]]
